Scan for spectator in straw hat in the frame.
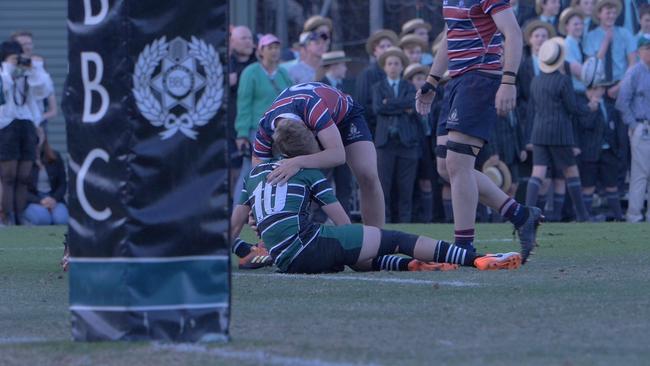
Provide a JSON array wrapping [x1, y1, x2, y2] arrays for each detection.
[[616, 33, 650, 222], [636, 4, 650, 41], [355, 29, 399, 135], [560, 8, 588, 92], [404, 63, 436, 222], [400, 18, 434, 65], [525, 38, 597, 222], [372, 47, 419, 222], [572, 0, 598, 42], [584, 0, 637, 94], [399, 34, 428, 65], [535, 0, 562, 32], [318, 50, 354, 214], [287, 31, 330, 84], [303, 15, 333, 39]]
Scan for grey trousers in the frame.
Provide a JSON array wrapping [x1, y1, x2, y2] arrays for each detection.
[[627, 124, 650, 222], [377, 146, 418, 223]]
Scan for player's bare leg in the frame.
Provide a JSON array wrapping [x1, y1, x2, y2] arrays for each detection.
[[345, 141, 385, 228]]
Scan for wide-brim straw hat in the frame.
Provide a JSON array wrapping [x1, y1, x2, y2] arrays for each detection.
[[523, 19, 557, 45], [535, 0, 545, 15], [321, 50, 351, 66], [592, 0, 622, 24], [482, 160, 512, 193], [303, 15, 333, 32], [559, 7, 584, 35], [539, 37, 566, 73], [377, 46, 409, 69], [399, 34, 428, 51], [400, 18, 432, 37], [365, 29, 399, 55], [403, 63, 429, 80]]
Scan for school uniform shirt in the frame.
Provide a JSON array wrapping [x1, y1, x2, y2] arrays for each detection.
[[584, 26, 638, 82], [616, 61, 650, 130], [0, 61, 53, 128], [564, 35, 586, 92], [529, 70, 588, 145]]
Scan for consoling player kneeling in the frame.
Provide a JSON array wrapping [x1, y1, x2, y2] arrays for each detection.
[[231, 120, 522, 274]]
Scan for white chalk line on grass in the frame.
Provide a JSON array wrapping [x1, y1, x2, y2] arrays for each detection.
[[0, 336, 51, 345], [0, 247, 61, 251], [234, 272, 480, 287], [154, 343, 378, 366]]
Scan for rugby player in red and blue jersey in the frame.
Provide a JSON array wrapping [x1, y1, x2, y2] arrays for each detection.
[[252, 82, 385, 228], [415, 0, 543, 263]]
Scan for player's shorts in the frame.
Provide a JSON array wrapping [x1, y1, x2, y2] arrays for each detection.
[[286, 224, 363, 274], [532, 145, 576, 170], [580, 148, 619, 188], [339, 103, 373, 146], [441, 70, 500, 142]]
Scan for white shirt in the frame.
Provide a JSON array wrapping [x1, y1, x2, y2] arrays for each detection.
[[0, 60, 53, 129]]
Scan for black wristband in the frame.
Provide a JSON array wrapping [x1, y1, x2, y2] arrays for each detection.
[[428, 74, 442, 82], [503, 71, 517, 77], [420, 81, 436, 94]]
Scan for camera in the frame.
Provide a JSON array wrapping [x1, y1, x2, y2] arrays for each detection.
[[17, 55, 31, 68]]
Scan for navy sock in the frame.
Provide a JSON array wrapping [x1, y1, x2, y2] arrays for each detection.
[[567, 177, 588, 221], [433, 240, 476, 266], [232, 238, 253, 258], [372, 255, 411, 271], [443, 199, 453, 222], [607, 191, 623, 220], [454, 228, 475, 252], [552, 193, 565, 221], [499, 198, 529, 228], [583, 194, 594, 216], [525, 177, 543, 207]]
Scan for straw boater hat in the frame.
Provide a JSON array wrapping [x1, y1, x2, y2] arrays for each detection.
[[403, 63, 429, 80], [593, 0, 622, 23], [303, 15, 333, 32], [321, 50, 351, 66], [400, 18, 432, 37], [365, 29, 399, 55], [482, 160, 512, 193], [399, 34, 428, 51], [523, 19, 557, 44], [539, 37, 566, 73], [559, 7, 584, 35], [377, 46, 409, 68]]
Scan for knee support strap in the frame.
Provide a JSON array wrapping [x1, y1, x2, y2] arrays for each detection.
[[378, 229, 419, 257], [434, 145, 447, 159], [446, 140, 482, 157]]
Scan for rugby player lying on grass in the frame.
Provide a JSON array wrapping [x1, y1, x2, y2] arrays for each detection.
[[230, 120, 522, 274]]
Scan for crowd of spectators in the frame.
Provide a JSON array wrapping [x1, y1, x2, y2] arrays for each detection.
[[229, 0, 650, 224], [0, 31, 67, 227]]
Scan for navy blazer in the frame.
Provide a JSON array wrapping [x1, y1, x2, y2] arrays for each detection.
[[372, 79, 419, 149]]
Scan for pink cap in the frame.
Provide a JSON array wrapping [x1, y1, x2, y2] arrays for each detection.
[[258, 34, 281, 51]]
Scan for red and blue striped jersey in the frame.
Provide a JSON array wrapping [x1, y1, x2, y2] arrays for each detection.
[[443, 0, 510, 77], [253, 82, 353, 159]]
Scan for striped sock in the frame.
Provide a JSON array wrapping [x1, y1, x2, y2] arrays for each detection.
[[433, 240, 476, 266], [373, 255, 411, 271], [232, 238, 253, 258], [454, 228, 475, 252], [499, 198, 529, 228]]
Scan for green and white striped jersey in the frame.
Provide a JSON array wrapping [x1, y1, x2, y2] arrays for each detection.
[[239, 161, 337, 270]]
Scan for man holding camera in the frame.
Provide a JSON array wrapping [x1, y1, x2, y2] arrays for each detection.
[[0, 41, 53, 225]]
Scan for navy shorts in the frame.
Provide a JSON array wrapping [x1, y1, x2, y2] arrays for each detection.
[[441, 71, 500, 142], [533, 145, 576, 170], [339, 103, 373, 146]]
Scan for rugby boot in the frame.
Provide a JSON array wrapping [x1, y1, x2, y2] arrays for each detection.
[[408, 260, 459, 272], [474, 252, 522, 270], [516, 206, 543, 264]]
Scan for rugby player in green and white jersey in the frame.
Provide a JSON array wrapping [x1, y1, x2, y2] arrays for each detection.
[[230, 120, 522, 273]]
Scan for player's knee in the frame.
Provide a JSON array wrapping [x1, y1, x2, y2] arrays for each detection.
[[378, 229, 418, 257], [355, 168, 380, 190]]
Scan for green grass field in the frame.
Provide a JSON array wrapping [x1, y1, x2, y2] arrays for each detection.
[[1, 223, 650, 366]]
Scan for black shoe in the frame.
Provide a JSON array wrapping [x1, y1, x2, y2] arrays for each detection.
[[516, 207, 543, 264]]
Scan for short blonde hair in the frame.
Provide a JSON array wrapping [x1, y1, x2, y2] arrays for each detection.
[[272, 119, 320, 157]]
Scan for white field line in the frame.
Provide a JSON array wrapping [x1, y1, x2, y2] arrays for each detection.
[[0, 336, 50, 345], [154, 343, 378, 366], [233, 272, 480, 287], [0, 247, 62, 251]]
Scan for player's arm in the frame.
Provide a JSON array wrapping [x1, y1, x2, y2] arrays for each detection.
[[492, 8, 522, 116], [416, 25, 447, 115], [267, 124, 345, 185], [230, 204, 250, 240]]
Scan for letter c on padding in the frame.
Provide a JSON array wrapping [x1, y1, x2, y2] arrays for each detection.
[[77, 148, 112, 221]]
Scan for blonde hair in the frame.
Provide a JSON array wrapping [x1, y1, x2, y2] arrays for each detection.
[[272, 119, 320, 157]]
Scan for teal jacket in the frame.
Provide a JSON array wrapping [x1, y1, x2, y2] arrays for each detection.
[[235, 62, 293, 139]]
